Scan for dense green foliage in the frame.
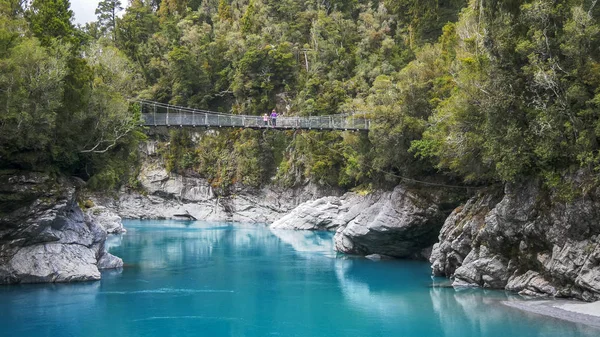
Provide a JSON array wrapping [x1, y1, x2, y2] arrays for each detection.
[[0, 0, 143, 190], [109, 0, 470, 190], [412, 0, 600, 187], [162, 128, 286, 190], [2, 0, 599, 193]]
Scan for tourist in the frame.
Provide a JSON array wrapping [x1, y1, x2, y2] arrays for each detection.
[[270, 109, 278, 127], [263, 113, 269, 126]]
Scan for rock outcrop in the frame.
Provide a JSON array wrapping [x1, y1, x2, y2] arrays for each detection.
[[84, 205, 126, 234], [95, 149, 340, 223], [271, 185, 452, 259], [430, 181, 600, 301], [334, 187, 449, 258], [0, 172, 122, 284], [271, 194, 369, 231]]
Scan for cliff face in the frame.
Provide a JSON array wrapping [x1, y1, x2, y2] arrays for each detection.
[[430, 181, 600, 301], [95, 140, 341, 223], [0, 172, 122, 284]]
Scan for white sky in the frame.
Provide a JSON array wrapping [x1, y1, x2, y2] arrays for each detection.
[[71, 0, 127, 26]]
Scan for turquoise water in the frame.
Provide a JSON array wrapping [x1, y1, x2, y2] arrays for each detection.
[[0, 220, 598, 337]]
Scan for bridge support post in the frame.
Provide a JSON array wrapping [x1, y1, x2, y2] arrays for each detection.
[[153, 103, 157, 127]]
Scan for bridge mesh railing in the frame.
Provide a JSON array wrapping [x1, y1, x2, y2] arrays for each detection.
[[141, 112, 369, 130]]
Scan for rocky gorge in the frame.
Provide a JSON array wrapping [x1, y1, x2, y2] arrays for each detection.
[[3, 144, 600, 303], [271, 177, 600, 302], [93, 142, 456, 260], [430, 181, 600, 302], [89, 140, 342, 224]]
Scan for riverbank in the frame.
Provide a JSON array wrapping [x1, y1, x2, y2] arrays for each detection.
[[503, 300, 600, 329]]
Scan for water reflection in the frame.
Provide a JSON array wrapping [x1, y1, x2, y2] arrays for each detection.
[[271, 224, 600, 337], [269, 228, 335, 257], [105, 234, 123, 251], [429, 286, 600, 337], [334, 259, 413, 318]]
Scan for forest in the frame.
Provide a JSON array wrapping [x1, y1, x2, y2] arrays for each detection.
[[1, 0, 599, 195]]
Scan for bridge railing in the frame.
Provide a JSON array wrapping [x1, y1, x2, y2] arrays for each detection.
[[142, 112, 370, 130]]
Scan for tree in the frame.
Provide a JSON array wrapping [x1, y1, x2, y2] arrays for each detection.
[[26, 0, 75, 46], [157, 0, 188, 19], [95, 0, 123, 42], [0, 38, 68, 168], [383, 0, 466, 46], [232, 43, 297, 114], [217, 0, 231, 21], [0, 0, 27, 58], [116, 1, 159, 79]]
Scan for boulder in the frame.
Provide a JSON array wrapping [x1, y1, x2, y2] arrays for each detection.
[[270, 185, 452, 259], [271, 194, 368, 230], [84, 205, 126, 234], [0, 171, 122, 284], [333, 186, 449, 258]]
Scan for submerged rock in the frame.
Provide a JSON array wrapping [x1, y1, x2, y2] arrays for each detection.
[[365, 254, 394, 261], [430, 180, 600, 301], [0, 172, 122, 284]]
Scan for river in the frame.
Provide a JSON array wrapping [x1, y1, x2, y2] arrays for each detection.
[[0, 220, 598, 337]]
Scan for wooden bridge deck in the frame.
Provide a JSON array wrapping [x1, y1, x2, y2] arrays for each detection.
[[139, 100, 370, 131]]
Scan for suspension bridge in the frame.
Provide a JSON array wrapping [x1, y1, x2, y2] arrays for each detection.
[[139, 100, 371, 131]]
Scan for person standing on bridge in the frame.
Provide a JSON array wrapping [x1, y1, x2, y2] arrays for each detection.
[[263, 113, 269, 126], [270, 109, 278, 127]]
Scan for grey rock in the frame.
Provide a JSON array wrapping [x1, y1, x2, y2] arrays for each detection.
[[452, 246, 511, 288], [506, 270, 557, 297], [141, 165, 214, 202], [93, 161, 341, 223], [84, 205, 126, 234], [333, 186, 449, 258], [270, 196, 343, 230], [9, 243, 100, 283], [430, 179, 600, 301], [97, 252, 123, 269], [271, 193, 367, 230], [271, 185, 450, 258], [430, 193, 501, 277], [0, 172, 122, 284]]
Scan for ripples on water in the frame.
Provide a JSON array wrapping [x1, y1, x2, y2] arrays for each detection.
[[0, 220, 598, 337]]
